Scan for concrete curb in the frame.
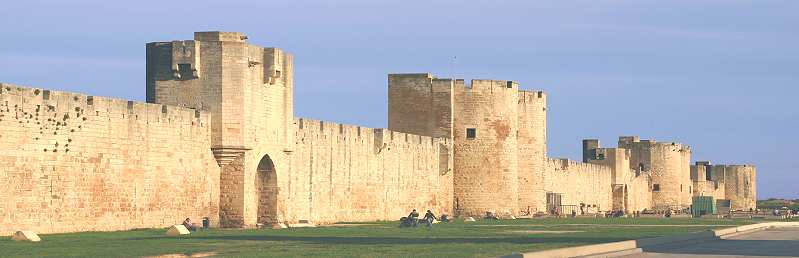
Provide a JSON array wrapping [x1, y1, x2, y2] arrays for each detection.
[[500, 240, 638, 258], [500, 222, 799, 258], [717, 221, 799, 239]]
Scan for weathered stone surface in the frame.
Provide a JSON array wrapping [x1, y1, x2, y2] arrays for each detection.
[[0, 32, 756, 236], [544, 159, 613, 212], [0, 83, 220, 235]]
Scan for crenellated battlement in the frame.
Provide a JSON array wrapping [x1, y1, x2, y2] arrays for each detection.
[[618, 136, 691, 152], [455, 78, 518, 92], [0, 30, 757, 234], [295, 117, 449, 150], [518, 90, 547, 103], [547, 158, 612, 171], [0, 83, 210, 126], [194, 31, 248, 42]]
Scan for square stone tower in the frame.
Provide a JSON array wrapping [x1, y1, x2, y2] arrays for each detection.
[[146, 31, 294, 227]]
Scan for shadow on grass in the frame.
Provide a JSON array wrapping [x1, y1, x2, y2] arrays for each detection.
[[643, 239, 799, 257], [128, 234, 632, 246]]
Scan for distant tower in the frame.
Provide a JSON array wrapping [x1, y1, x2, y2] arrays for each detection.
[[582, 139, 600, 162], [619, 137, 692, 210], [722, 165, 757, 211], [146, 32, 295, 227], [387, 73, 454, 139]]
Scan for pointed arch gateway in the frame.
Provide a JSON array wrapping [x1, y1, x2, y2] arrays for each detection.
[[256, 154, 278, 225]]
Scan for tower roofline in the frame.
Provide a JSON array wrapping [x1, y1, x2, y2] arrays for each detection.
[[194, 31, 248, 42]]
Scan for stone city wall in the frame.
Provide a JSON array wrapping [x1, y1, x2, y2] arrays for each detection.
[[625, 173, 652, 212], [281, 118, 454, 223], [690, 163, 726, 200], [543, 159, 612, 212], [0, 83, 220, 236], [584, 146, 651, 212]]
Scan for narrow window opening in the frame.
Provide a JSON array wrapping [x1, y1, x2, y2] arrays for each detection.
[[177, 63, 194, 79], [466, 128, 476, 139], [653, 184, 660, 192]]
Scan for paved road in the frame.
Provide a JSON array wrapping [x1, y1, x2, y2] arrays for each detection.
[[624, 227, 799, 258]]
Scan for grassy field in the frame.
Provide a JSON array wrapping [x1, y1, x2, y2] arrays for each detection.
[[1, 218, 753, 258]]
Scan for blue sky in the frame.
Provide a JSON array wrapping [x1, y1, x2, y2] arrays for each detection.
[[1, 0, 796, 199]]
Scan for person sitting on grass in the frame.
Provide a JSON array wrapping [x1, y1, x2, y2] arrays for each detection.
[[423, 210, 438, 229], [183, 218, 198, 231], [408, 209, 420, 227]]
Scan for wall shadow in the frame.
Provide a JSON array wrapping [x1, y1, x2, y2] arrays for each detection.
[[641, 239, 799, 257]]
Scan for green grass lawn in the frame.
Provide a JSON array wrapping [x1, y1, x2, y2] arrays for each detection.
[[1, 218, 753, 258]]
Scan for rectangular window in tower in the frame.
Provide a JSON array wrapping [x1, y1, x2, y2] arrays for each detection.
[[681, 184, 683, 192], [466, 128, 476, 139], [177, 63, 194, 80], [653, 184, 661, 192]]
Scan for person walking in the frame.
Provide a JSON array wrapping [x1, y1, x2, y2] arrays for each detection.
[[423, 210, 437, 229]]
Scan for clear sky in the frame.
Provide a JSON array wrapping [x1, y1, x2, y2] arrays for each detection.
[[1, 0, 796, 199]]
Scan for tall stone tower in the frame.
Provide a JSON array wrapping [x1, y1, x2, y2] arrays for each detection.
[[388, 73, 542, 217], [619, 136, 692, 210], [146, 31, 294, 227], [387, 73, 454, 138], [717, 165, 757, 211], [517, 90, 547, 213], [452, 79, 520, 217]]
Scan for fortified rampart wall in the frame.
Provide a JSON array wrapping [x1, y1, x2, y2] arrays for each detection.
[[0, 31, 760, 234], [0, 83, 220, 236], [583, 142, 652, 212], [626, 175, 652, 212], [690, 163, 726, 200], [543, 159, 612, 213], [283, 118, 453, 223]]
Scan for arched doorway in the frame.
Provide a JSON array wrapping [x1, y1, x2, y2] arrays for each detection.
[[256, 154, 278, 225]]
